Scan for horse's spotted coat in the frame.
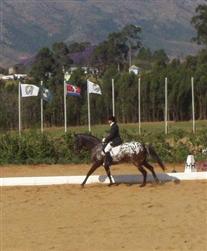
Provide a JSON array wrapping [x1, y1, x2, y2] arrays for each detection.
[[111, 142, 145, 162]]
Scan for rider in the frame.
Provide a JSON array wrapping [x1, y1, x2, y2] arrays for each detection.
[[102, 115, 122, 167]]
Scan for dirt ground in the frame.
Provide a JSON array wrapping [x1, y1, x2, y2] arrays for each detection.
[[1, 163, 207, 251]]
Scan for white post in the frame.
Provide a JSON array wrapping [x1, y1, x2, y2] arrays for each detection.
[[138, 77, 141, 135], [63, 68, 67, 133], [165, 77, 168, 134], [87, 85, 91, 132], [129, 44, 132, 67], [185, 155, 196, 173], [40, 80, 43, 133], [18, 82, 21, 136], [112, 78, 115, 116], [117, 63, 120, 72], [191, 77, 195, 133]]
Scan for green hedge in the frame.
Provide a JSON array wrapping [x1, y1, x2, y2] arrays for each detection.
[[0, 129, 206, 164]]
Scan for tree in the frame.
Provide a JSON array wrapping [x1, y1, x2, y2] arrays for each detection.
[[93, 24, 142, 71], [52, 42, 73, 68], [30, 47, 57, 82], [68, 42, 91, 53], [137, 47, 152, 60], [152, 49, 169, 64], [194, 50, 207, 119], [191, 2, 207, 46], [0, 67, 7, 74], [122, 24, 142, 50]]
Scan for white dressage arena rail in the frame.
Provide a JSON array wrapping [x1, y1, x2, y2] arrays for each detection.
[[1, 172, 207, 187]]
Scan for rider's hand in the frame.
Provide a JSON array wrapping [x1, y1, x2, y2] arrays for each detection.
[[102, 138, 105, 143]]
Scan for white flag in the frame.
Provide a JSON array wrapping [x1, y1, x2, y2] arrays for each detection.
[[64, 72, 71, 82], [21, 84, 39, 97], [87, 80, 102, 95]]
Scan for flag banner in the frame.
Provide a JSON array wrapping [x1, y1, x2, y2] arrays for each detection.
[[64, 72, 71, 82], [87, 80, 102, 95], [66, 84, 81, 97], [41, 87, 53, 102], [20, 84, 39, 97]]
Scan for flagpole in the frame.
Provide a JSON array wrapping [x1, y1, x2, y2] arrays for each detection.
[[165, 77, 168, 134], [112, 78, 115, 116], [138, 77, 141, 135], [129, 44, 132, 67], [63, 67, 67, 133], [18, 82, 21, 136], [191, 77, 195, 133], [40, 80, 43, 133], [87, 81, 91, 132]]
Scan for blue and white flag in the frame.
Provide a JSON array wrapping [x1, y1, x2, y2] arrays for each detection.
[[41, 87, 53, 102]]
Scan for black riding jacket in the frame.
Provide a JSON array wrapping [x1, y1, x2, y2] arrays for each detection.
[[105, 122, 122, 147]]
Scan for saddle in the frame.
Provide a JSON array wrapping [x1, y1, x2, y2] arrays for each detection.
[[102, 144, 121, 159], [102, 145, 121, 167], [110, 145, 122, 158]]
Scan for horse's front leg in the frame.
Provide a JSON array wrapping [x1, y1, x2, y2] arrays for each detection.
[[103, 165, 114, 186], [81, 161, 102, 188]]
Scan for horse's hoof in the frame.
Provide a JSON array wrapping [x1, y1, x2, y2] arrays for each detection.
[[108, 182, 112, 186], [81, 184, 85, 188], [140, 183, 146, 188]]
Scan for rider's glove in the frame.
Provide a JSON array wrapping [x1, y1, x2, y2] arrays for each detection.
[[102, 138, 106, 143]]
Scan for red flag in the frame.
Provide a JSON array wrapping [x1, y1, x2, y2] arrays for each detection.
[[66, 84, 81, 97]]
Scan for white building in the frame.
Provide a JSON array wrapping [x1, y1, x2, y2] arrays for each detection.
[[0, 74, 27, 80], [69, 66, 99, 75], [129, 65, 140, 75]]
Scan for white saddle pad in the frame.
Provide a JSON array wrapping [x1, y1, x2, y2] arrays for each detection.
[[110, 145, 121, 157]]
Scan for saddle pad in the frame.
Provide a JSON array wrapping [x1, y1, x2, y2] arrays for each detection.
[[110, 142, 144, 162]]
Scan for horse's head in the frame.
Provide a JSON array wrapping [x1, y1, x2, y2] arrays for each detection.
[[73, 133, 101, 154]]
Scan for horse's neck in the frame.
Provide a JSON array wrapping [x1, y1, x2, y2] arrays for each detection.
[[83, 136, 100, 150], [85, 140, 97, 149]]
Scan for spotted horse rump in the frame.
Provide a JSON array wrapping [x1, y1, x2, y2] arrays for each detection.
[[110, 142, 145, 162]]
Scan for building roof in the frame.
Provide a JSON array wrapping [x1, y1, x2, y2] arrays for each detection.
[[129, 65, 139, 70]]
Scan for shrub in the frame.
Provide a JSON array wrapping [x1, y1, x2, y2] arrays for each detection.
[[0, 129, 206, 164]]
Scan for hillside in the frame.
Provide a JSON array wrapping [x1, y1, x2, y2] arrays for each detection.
[[0, 0, 205, 68]]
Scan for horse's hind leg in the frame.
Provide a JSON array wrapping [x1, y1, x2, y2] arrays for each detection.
[[81, 161, 102, 187], [143, 161, 159, 184], [133, 163, 147, 187]]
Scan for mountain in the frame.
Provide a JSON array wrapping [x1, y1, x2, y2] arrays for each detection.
[[0, 0, 205, 68]]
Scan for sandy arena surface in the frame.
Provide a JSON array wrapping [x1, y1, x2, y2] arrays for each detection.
[[1, 163, 207, 251]]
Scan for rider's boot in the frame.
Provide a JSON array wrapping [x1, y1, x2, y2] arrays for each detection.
[[104, 152, 112, 167]]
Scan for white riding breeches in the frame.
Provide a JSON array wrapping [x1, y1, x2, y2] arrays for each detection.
[[104, 142, 113, 153]]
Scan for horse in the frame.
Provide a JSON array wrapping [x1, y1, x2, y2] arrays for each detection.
[[74, 133, 166, 187]]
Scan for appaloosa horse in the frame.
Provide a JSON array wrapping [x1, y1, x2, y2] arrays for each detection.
[[74, 133, 166, 187]]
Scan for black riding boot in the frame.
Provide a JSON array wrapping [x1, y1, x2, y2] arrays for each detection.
[[104, 152, 112, 167]]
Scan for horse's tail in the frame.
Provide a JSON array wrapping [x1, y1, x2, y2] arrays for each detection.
[[145, 144, 166, 171]]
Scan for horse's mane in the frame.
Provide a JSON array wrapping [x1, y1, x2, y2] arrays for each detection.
[[75, 133, 101, 142]]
